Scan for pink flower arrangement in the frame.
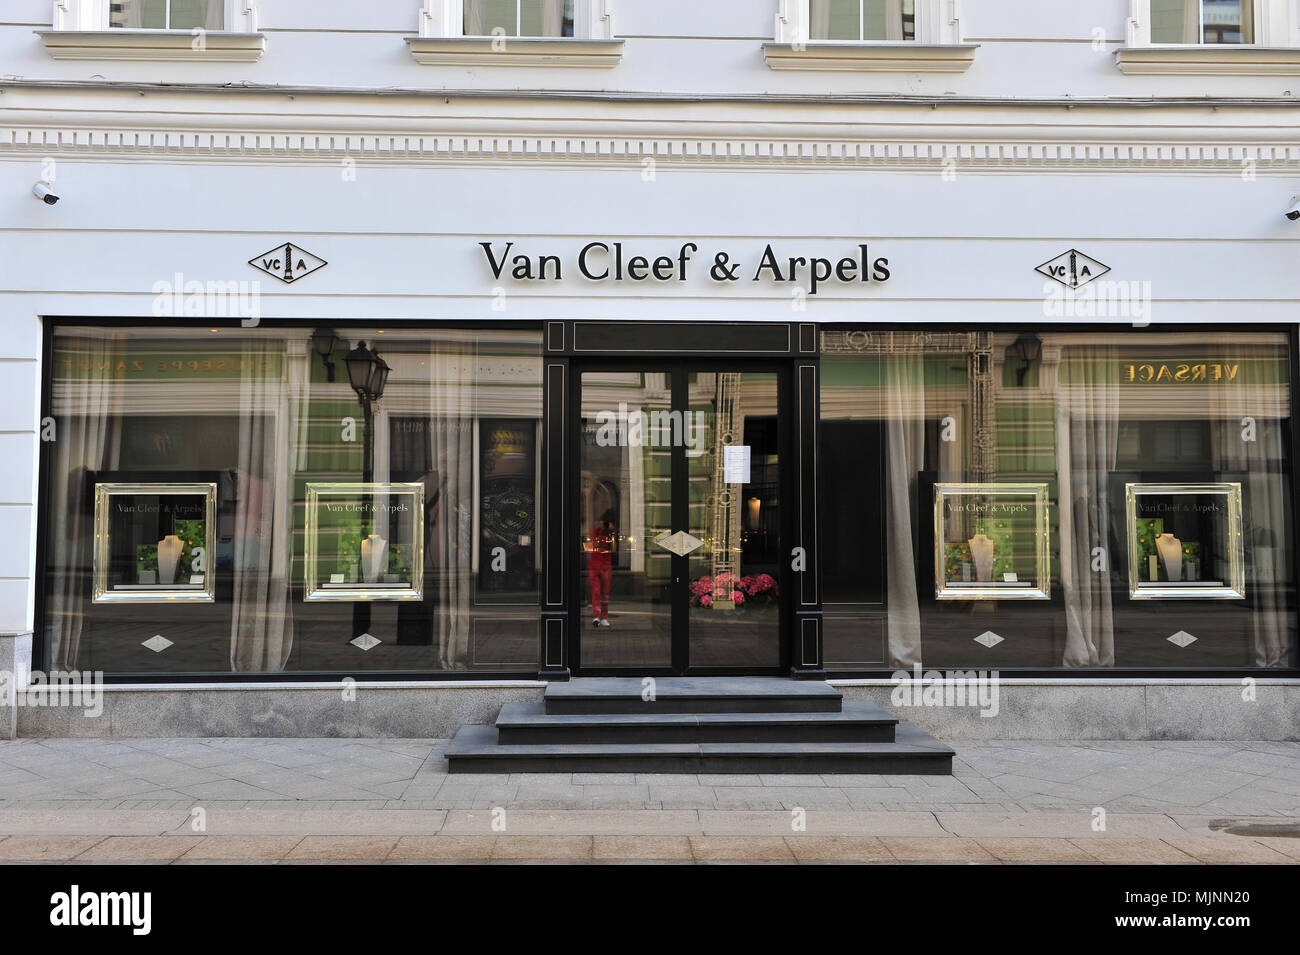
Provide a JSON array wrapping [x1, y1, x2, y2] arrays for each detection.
[[689, 571, 778, 607]]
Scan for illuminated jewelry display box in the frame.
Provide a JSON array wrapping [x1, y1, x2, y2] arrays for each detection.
[[933, 482, 1051, 600], [93, 482, 217, 603], [304, 482, 425, 601], [1126, 482, 1244, 599]]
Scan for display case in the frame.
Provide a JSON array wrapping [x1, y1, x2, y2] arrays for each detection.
[[304, 482, 424, 601], [934, 482, 1051, 600], [93, 482, 217, 603], [1125, 482, 1244, 599]]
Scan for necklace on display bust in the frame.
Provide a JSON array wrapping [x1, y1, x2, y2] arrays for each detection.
[[1155, 532, 1183, 582]]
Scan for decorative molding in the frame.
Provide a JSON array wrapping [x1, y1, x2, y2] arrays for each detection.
[[1, 120, 1298, 173], [763, 41, 977, 72], [37, 29, 266, 61], [404, 36, 624, 67], [1114, 45, 1300, 74]]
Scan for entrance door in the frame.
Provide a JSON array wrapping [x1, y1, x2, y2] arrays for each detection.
[[573, 363, 784, 674]]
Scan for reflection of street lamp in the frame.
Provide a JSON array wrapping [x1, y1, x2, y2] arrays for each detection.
[[344, 341, 389, 642], [1005, 332, 1042, 387], [311, 327, 339, 381], [746, 496, 762, 531]]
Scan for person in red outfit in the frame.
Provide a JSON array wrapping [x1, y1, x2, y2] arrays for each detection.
[[587, 512, 616, 627]]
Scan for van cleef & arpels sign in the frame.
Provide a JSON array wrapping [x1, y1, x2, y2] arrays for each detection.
[[479, 240, 890, 295]]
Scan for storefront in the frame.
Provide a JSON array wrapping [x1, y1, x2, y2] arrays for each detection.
[[4, 0, 1300, 739], [35, 320, 1298, 681]]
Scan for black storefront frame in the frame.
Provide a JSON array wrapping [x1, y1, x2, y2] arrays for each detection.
[[564, 357, 794, 678], [31, 317, 1300, 681]]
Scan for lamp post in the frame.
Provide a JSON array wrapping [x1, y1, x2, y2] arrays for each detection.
[[345, 341, 390, 642]]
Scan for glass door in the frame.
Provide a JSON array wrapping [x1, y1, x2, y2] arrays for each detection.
[[573, 363, 783, 674]]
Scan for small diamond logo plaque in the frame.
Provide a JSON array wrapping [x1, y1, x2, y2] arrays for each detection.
[[351, 633, 382, 651], [142, 635, 173, 653], [1035, 249, 1109, 289], [656, 531, 703, 557], [1167, 630, 1198, 648], [249, 242, 327, 284], [974, 631, 1005, 648]]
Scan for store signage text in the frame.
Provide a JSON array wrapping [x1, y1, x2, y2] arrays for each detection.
[[479, 241, 890, 295], [1123, 363, 1239, 383]]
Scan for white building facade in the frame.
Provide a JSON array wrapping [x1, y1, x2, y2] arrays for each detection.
[[1, 0, 1298, 738]]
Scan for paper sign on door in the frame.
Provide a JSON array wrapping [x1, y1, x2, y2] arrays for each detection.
[[723, 445, 751, 484]]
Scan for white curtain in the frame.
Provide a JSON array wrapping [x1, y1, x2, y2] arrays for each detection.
[[809, 0, 904, 41], [229, 340, 302, 671], [1055, 347, 1119, 667], [1211, 360, 1290, 668], [427, 345, 476, 669], [47, 334, 122, 669], [884, 355, 926, 668]]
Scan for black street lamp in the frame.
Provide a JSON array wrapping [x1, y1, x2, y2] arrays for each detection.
[[344, 340, 390, 643], [310, 327, 339, 382], [1006, 332, 1043, 386]]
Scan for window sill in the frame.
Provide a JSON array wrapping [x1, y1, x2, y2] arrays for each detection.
[[403, 36, 624, 68], [36, 29, 266, 61], [1114, 44, 1300, 74], [762, 41, 977, 72]]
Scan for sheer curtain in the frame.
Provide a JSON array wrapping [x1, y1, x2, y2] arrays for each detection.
[[229, 339, 303, 671], [427, 342, 476, 669], [810, 0, 905, 41], [1055, 345, 1119, 667], [465, 0, 566, 36], [884, 354, 926, 668], [1211, 357, 1290, 668], [112, 0, 225, 29], [47, 333, 122, 669]]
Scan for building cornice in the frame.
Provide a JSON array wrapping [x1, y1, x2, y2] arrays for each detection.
[[2, 82, 1298, 174], [35, 30, 267, 62]]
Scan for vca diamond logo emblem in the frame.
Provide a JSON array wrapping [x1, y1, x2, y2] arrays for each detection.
[[1035, 249, 1109, 289], [249, 242, 327, 284]]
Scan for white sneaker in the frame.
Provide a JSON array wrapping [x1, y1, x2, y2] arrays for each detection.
[[592, 618, 600, 627], [598, 618, 611, 627]]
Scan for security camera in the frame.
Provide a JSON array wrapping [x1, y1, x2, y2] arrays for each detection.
[[1287, 196, 1300, 221], [32, 181, 59, 205]]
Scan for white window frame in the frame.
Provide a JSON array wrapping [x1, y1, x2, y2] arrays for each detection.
[[418, 0, 614, 40], [42, 0, 263, 60], [51, 0, 258, 33], [765, 0, 975, 71], [406, 0, 622, 67], [1117, 0, 1300, 72]]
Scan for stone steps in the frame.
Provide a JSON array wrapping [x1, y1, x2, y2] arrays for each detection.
[[446, 677, 955, 775]]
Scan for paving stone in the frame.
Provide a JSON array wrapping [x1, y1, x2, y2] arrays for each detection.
[[180, 836, 304, 860], [1161, 837, 1294, 863], [593, 835, 694, 860], [285, 836, 400, 860], [689, 836, 795, 861], [492, 836, 593, 860], [785, 836, 892, 862], [880, 837, 998, 862], [1071, 839, 1199, 863], [389, 835, 498, 860], [0, 835, 106, 860], [76, 835, 203, 861], [974, 838, 1095, 862]]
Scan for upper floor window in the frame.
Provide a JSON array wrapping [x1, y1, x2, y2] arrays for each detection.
[[463, 0, 576, 37], [810, 0, 916, 42], [1150, 0, 1255, 43], [109, 0, 225, 31]]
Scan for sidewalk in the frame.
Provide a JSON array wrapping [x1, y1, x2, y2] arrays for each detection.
[[0, 738, 1297, 863]]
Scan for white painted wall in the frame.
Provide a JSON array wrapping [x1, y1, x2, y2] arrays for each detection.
[[0, 0, 1298, 639]]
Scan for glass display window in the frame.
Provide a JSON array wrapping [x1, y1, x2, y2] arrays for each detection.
[[933, 482, 1051, 600], [93, 482, 217, 603], [303, 482, 425, 601], [1126, 482, 1245, 599]]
